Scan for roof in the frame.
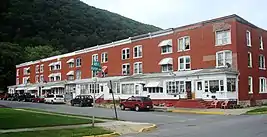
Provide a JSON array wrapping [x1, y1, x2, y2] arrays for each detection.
[[16, 14, 265, 68]]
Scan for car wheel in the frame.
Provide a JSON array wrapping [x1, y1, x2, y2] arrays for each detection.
[[51, 100, 54, 104], [120, 104, 125, 110], [135, 105, 140, 112], [37, 100, 40, 103]]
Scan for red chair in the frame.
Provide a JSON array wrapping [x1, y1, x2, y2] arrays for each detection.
[[210, 100, 219, 108], [221, 100, 229, 109]]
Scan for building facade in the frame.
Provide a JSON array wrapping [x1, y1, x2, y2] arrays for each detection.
[[8, 14, 267, 106]]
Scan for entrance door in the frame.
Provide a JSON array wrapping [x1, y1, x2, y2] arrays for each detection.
[[195, 81, 203, 99], [186, 81, 192, 99]]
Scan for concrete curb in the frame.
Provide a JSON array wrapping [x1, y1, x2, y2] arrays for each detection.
[[167, 109, 226, 115], [138, 124, 157, 132], [83, 132, 121, 137]]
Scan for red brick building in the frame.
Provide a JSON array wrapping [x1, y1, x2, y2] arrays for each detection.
[[8, 14, 267, 107]]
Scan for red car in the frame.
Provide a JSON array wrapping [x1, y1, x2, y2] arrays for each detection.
[[120, 96, 153, 111], [32, 96, 45, 103]]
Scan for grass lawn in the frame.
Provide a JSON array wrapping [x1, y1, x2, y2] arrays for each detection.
[[246, 107, 267, 114], [23, 108, 120, 120], [0, 127, 113, 137], [0, 108, 99, 129]]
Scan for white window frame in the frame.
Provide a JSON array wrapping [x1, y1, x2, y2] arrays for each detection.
[[133, 45, 142, 58], [259, 77, 267, 93], [76, 70, 82, 80], [122, 63, 130, 75], [133, 62, 142, 74], [259, 54, 265, 69], [69, 62, 74, 68], [122, 48, 130, 60], [161, 64, 173, 72], [55, 62, 61, 70], [178, 56, 191, 71], [16, 69, 19, 76], [248, 76, 253, 94], [248, 52, 252, 68], [215, 30, 231, 46], [260, 36, 264, 50], [101, 52, 108, 63], [35, 75, 39, 83], [55, 75, 61, 81], [16, 78, 19, 85], [216, 50, 232, 68], [246, 30, 251, 47], [76, 58, 81, 67], [92, 54, 98, 63], [40, 75, 44, 82], [40, 64, 44, 73], [35, 65, 39, 74], [161, 45, 172, 54], [177, 36, 190, 51]]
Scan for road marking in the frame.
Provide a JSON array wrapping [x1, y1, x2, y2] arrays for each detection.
[[154, 114, 177, 118]]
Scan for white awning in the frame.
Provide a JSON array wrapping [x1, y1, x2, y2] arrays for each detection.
[[51, 85, 65, 88], [48, 74, 54, 77], [66, 71, 74, 76], [158, 58, 173, 65], [66, 58, 74, 63], [27, 87, 38, 91], [158, 39, 172, 47], [54, 73, 61, 77], [26, 67, 30, 70], [16, 87, 25, 90], [144, 81, 162, 88], [42, 87, 51, 90], [48, 63, 54, 66], [54, 62, 61, 66]]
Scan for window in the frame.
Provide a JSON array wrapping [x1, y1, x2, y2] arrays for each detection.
[[248, 76, 253, 94], [92, 54, 98, 62], [35, 75, 39, 83], [122, 48, 130, 60], [216, 50, 232, 68], [121, 83, 134, 94], [67, 75, 74, 81], [49, 77, 54, 82], [248, 52, 252, 68], [55, 63, 61, 70], [178, 36, 190, 51], [76, 70, 81, 79], [55, 75, 61, 81], [23, 67, 30, 75], [40, 64, 44, 73], [81, 84, 89, 94], [101, 52, 108, 63], [35, 65, 39, 73], [122, 63, 130, 75], [16, 69, 19, 76], [215, 30, 231, 45], [161, 45, 172, 54], [133, 62, 142, 74], [204, 80, 224, 93], [259, 54, 265, 69], [166, 81, 184, 94], [40, 75, 44, 82], [148, 87, 163, 93], [133, 45, 142, 58], [227, 78, 236, 92], [246, 30, 251, 46], [89, 83, 99, 93], [50, 65, 54, 71], [111, 82, 120, 94], [197, 81, 202, 90], [69, 63, 74, 68], [259, 77, 267, 93], [161, 64, 173, 72], [260, 36, 264, 50], [178, 56, 191, 70], [76, 58, 81, 67], [23, 77, 29, 84], [16, 78, 19, 85]]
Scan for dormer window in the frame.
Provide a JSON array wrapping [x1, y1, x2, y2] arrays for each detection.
[[158, 39, 172, 54]]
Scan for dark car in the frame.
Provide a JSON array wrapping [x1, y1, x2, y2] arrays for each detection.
[[7, 93, 19, 101], [70, 95, 93, 107], [18, 93, 35, 102], [120, 96, 153, 111], [32, 95, 45, 103]]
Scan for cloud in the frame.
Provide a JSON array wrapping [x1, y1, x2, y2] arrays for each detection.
[[82, 0, 267, 30]]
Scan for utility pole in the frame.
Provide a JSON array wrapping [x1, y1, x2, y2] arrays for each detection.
[[109, 80, 118, 120], [92, 75, 96, 127]]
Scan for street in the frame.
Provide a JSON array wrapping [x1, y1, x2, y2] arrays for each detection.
[[1, 100, 267, 137]]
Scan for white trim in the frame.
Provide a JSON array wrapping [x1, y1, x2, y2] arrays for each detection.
[[178, 56, 191, 71], [122, 63, 130, 75], [158, 39, 172, 47], [76, 58, 81, 67], [133, 45, 142, 59], [259, 77, 267, 93], [216, 50, 232, 68], [177, 36, 190, 52], [133, 62, 142, 74], [259, 54, 265, 70], [248, 51, 252, 68], [260, 36, 264, 50], [215, 29, 231, 46], [121, 48, 130, 60], [246, 30, 251, 47], [158, 58, 173, 65], [40, 64, 44, 73], [248, 76, 253, 94], [101, 52, 108, 63], [92, 54, 98, 63], [66, 71, 74, 76], [66, 58, 74, 64]]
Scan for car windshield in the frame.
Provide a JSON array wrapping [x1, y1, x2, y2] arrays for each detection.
[[56, 95, 63, 98], [140, 97, 152, 102], [47, 95, 54, 98]]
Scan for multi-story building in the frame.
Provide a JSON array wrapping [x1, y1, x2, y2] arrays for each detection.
[[8, 14, 267, 107]]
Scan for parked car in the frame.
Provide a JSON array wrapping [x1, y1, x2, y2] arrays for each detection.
[[7, 93, 19, 101], [32, 95, 45, 103], [0, 93, 7, 100], [18, 93, 35, 102], [44, 94, 65, 104], [120, 96, 153, 111], [70, 95, 93, 107], [1, 93, 10, 100]]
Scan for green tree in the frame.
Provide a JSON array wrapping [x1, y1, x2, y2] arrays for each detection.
[[24, 45, 62, 61]]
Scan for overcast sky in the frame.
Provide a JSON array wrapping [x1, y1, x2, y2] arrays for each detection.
[[81, 0, 267, 30]]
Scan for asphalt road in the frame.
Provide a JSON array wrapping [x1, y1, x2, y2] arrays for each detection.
[[1, 100, 267, 137]]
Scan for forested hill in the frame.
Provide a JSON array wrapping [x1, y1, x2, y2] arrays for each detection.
[[0, 0, 161, 91]]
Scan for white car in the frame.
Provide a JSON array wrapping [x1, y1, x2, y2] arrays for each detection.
[[44, 94, 65, 104]]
